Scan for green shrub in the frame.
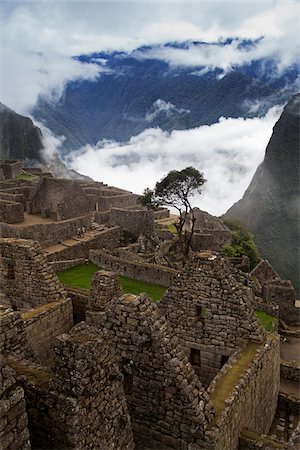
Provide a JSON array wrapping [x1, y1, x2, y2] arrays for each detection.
[[222, 220, 261, 269]]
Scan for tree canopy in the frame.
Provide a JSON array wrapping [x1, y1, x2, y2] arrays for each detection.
[[141, 167, 206, 257]]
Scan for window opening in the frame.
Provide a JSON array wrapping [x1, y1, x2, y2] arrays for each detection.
[[221, 354, 229, 367], [190, 348, 201, 366]]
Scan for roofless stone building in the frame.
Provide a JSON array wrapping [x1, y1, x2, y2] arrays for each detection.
[[0, 239, 284, 450]]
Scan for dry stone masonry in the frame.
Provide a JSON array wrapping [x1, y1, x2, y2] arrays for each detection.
[[159, 252, 266, 386], [0, 162, 297, 450]]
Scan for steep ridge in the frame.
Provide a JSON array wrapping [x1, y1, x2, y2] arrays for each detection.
[[224, 94, 300, 294], [0, 103, 44, 161], [0, 103, 91, 180]]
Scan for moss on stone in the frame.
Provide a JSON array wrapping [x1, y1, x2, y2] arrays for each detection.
[[22, 301, 61, 321], [8, 359, 51, 389], [241, 428, 285, 449], [209, 342, 261, 427]]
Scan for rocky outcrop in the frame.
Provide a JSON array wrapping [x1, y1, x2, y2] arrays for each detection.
[[224, 94, 300, 294], [0, 103, 44, 161]]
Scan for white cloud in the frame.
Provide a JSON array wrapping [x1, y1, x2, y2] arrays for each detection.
[[0, 1, 299, 114], [66, 105, 282, 216], [145, 99, 189, 122]]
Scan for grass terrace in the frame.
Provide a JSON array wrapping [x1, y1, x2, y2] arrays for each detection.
[[209, 341, 262, 428], [14, 170, 36, 180], [57, 264, 279, 327], [57, 263, 167, 302], [255, 310, 278, 332]]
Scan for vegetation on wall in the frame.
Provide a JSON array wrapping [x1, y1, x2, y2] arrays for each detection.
[[222, 220, 261, 270]]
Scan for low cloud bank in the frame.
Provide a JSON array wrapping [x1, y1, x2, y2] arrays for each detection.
[[65, 106, 282, 216]]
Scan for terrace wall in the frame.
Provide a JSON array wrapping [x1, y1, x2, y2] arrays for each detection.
[[97, 193, 139, 211], [22, 299, 73, 367], [110, 207, 154, 237], [0, 199, 24, 223], [0, 214, 92, 247], [45, 226, 121, 261], [90, 249, 178, 286], [207, 336, 280, 450], [0, 192, 26, 210]]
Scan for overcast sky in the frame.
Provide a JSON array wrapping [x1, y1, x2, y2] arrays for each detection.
[[0, 1, 299, 214]]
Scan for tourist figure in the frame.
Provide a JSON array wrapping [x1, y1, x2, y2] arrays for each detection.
[[77, 227, 81, 238], [82, 226, 86, 236]]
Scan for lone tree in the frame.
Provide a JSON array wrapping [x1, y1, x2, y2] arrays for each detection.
[[141, 167, 206, 257]]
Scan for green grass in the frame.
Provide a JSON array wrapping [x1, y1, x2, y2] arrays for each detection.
[[209, 342, 261, 427], [57, 263, 167, 302], [255, 310, 278, 332], [167, 223, 178, 234], [14, 171, 36, 180], [119, 275, 166, 301]]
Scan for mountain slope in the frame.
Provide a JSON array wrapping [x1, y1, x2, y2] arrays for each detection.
[[0, 102, 44, 161], [224, 94, 300, 294], [32, 44, 299, 153], [0, 103, 91, 180]]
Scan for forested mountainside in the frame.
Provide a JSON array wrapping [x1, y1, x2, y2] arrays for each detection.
[[32, 41, 299, 153]]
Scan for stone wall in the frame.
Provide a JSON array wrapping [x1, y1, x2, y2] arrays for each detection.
[[159, 253, 266, 387], [49, 258, 86, 272], [90, 249, 178, 287], [45, 226, 121, 261], [0, 239, 68, 310], [100, 293, 214, 449], [56, 182, 92, 221], [0, 185, 34, 203], [97, 193, 139, 212], [27, 178, 92, 221], [208, 336, 280, 450], [93, 210, 111, 224], [250, 260, 279, 284], [153, 208, 170, 220], [280, 361, 300, 382], [278, 391, 300, 417], [64, 287, 89, 323], [0, 199, 24, 224], [0, 307, 35, 361], [262, 280, 299, 325], [0, 192, 26, 210], [14, 324, 134, 449], [239, 429, 286, 450], [0, 214, 92, 247], [110, 207, 154, 238], [0, 354, 31, 450], [0, 160, 22, 179], [191, 230, 232, 252], [22, 299, 73, 367]]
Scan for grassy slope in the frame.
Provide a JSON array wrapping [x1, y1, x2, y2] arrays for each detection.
[[58, 265, 277, 327], [57, 263, 166, 302]]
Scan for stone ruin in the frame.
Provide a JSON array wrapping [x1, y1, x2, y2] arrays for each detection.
[[0, 160, 22, 181], [1, 238, 293, 450], [249, 259, 299, 326], [0, 163, 299, 449]]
